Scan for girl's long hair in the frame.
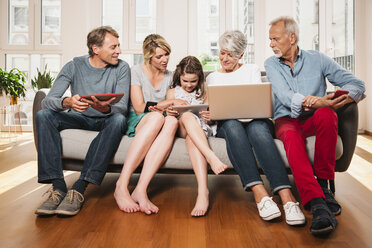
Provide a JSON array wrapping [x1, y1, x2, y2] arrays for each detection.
[[171, 56, 205, 99]]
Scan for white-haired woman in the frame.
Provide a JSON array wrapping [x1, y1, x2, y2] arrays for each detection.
[[206, 30, 305, 226]]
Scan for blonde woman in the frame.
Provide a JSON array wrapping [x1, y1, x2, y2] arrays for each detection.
[[114, 34, 186, 215]]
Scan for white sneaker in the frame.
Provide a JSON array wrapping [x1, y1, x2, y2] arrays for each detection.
[[256, 196, 281, 221], [283, 201, 306, 226]]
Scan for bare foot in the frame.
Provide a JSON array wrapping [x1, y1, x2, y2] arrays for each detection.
[[208, 155, 228, 175], [131, 188, 159, 215], [191, 191, 209, 217], [114, 184, 140, 213]]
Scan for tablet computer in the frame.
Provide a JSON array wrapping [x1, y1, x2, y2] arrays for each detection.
[[172, 104, 209, 115], [80, 93, 124, 104]]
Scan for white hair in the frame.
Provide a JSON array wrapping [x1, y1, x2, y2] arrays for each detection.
[[270, 16, 299, 43], [218, 30, 247, 59]]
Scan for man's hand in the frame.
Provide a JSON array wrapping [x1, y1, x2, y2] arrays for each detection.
[[302, 93, 352, 111], [80, 96, 114, 113], [62, 94, 89, 112]]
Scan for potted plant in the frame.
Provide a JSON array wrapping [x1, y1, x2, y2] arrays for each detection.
[[31, 65, 55, 91], [0, 68, 27, 105]]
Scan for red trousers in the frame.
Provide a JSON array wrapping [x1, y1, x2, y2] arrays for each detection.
[[275, 108, 338, 208]]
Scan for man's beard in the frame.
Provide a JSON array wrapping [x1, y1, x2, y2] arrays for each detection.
[[272, 48, 283, 58]]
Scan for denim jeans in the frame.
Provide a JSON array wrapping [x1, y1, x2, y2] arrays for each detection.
[[36, 109, 127, 185], [216, 119, 291, 193]]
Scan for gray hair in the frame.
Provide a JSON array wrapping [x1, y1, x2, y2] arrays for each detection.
[[270, 16, 299, 43], [218, 30, 247, 59]]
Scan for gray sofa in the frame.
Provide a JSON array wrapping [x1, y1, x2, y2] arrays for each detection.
[[32, 77, 359, 192]]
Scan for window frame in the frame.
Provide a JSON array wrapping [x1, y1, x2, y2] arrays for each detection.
[[0, 0, 63, 132]]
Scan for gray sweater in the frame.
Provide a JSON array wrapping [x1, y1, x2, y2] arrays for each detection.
[[42, 55, 130, 117]]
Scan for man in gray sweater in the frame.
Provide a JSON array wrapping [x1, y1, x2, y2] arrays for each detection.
[[35, 26, 130, 216]]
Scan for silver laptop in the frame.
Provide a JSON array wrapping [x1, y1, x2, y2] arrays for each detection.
[[207, 83, 273, 120]]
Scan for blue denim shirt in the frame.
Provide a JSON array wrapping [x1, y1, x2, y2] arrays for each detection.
[[264, 49, 365, 120]]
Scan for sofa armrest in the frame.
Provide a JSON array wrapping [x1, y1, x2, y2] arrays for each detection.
[[335, 102, 358, 172], [32, 89, 50, 150]]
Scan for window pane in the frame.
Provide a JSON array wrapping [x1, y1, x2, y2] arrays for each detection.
[[5, 54, 29, 78], [197, 0, 220, 70], [136, 0, 156, 43], [296, 0, 319, 51], [331, 0, 354, 72], [4, 54, 31, 126], [119, 54, 144, 67], [41, 54, 61, 78], [8, 0, 29, 45], [102, 0, 123, 45], [232, 0, 255, 64], [41, 0, 61, 45]]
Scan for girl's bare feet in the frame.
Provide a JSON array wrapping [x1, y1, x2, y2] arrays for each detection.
[[208, 155, 228, 175], [191, 190, 209, 217], [114, 184, 140, 213], [131, 188, 159, 215]]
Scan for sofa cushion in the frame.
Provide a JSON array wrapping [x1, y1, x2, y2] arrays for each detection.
[[60, 129, 343, 170]]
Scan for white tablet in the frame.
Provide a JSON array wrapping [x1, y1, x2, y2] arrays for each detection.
[[172, 104, 209, 115]]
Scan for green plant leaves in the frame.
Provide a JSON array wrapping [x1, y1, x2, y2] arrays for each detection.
[[31, 65, 55, 91]]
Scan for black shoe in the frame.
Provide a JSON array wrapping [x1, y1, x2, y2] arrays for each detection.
[[310, 202, 338, 236], [322, 188, 342, 215]]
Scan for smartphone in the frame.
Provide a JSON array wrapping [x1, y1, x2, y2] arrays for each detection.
[[332, 90, 349, 99], [144, 101, 158, 112]]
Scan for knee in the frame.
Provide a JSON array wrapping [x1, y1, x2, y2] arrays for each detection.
[[246, 120, 272, 137], [220, 120, 245, 139], [314, 108, 338, 127], [148, 112, 166, 129], [108, 113, 127, 132], [179, 112, 195, 122], [163, 115, 179, 132], [281, 129, 304, 144], [35, 109, 55, 125]]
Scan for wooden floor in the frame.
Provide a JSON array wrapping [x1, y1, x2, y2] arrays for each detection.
[[1, 134, 372, 248]]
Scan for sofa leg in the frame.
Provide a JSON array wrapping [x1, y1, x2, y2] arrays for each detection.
[[329, 179, 335, 194]]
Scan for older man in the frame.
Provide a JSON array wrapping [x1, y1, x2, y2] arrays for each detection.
[[264, 16, 365, 236], [35, 26, 130, 216]]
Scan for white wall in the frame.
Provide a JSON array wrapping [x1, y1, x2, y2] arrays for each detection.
[[61, 0, 101, 65], [358, 0, 372, 132]]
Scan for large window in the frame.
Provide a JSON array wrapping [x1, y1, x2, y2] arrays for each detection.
[[232, 0, 255, 64], [197, 0, 220, 70], [102, 0, 155, 66], [8, 0, 29, 45], [135, 0, 156, 43], [296, 0, 320, 51], [1, 0, 62, 131], [41, 0, 61, 45], [331, 0, 354, 72]]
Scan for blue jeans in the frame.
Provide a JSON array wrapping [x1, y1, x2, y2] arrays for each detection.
[[36, 109, 127, 185], [216, 119, 291, 193]]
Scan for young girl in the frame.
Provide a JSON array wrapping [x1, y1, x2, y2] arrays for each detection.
[[166, 56, 228, 217]]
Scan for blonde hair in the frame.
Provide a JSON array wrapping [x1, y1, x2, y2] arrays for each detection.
[[142, 34, 171, 65], [269, 16, 299, 44]]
